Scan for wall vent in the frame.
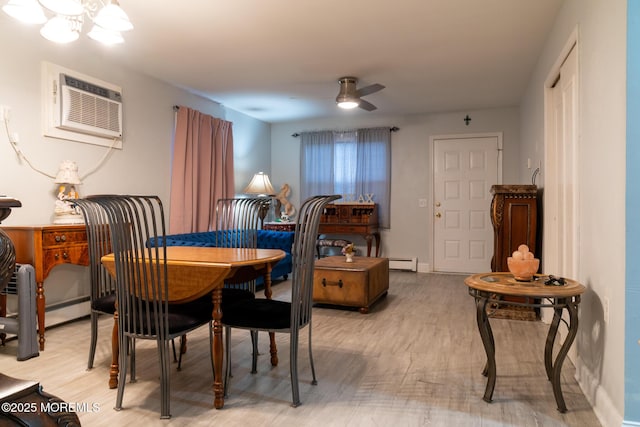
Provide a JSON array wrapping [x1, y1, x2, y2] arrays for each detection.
[[42, 61, 123, 148], [389, 257, 418, 272], [58, 73, 122, 139]]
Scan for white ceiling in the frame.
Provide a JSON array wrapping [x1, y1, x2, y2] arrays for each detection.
[[110, 0, 563, 123]]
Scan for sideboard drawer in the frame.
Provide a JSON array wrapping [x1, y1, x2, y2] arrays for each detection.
[[42, 229, 87, 247]]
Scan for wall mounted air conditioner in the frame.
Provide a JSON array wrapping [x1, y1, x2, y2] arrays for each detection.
[[58, 73, 122, 138], [42, 61, 123, 149]]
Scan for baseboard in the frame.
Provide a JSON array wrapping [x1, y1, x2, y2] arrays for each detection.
[[44, 300, 91, 328], [575, 353, 624, 427], [417, 262, 430, 273], [388, 257, 418, 272]]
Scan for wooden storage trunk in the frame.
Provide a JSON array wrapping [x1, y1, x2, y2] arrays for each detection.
[[313, 256, 389, 313]]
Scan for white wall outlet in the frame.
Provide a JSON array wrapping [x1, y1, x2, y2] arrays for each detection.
[[603, 297, 610, 324], [418, 198, 427, 208], [527, 158, 531, 169]]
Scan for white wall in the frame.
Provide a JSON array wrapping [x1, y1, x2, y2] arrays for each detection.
[[519, 1, 626, 425], [271, 107, 521, 270], [0, 16, 270, 313]]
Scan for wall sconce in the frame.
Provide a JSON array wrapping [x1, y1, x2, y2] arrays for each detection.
[[243, 172, 275, 226], [53, 160, 83, 224]]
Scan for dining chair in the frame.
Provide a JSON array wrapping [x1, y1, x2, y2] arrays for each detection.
[[214, 197, 262, 301], [222, 194, 340, 407], [85, 195, 213, 419], [74, 199, 118, 371]]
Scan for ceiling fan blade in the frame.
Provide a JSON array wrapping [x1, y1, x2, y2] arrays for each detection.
[[358, 99, 377, 111], [356, 83, 385, 97]]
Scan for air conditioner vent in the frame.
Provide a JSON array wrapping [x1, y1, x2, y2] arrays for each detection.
[[42, 61, 124, 148], [59, 73, 122, 138]]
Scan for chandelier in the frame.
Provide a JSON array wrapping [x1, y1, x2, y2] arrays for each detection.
[[2, 0, 133, 45]]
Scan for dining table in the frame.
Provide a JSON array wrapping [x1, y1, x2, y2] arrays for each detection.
[[101, 246, 286, 409]]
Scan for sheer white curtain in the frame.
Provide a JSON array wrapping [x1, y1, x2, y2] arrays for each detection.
[[300, 127, 391, 228]]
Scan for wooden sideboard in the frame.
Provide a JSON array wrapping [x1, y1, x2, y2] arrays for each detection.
[[0, 224, 89, 350], [490, 185, 538, 272], [318, 203, 381, 257]]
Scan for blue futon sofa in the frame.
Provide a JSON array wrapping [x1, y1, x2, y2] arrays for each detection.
[[162, 229, 295, 283]]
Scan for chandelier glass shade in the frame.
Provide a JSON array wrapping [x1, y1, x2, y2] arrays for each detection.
[[2, 0, 133, 45]]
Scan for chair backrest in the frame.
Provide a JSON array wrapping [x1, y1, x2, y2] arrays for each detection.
[[214, 197, 262, 248], [84, 195, 170, 341], [74, 199, 117, 307], [290, 195, 341, 331]]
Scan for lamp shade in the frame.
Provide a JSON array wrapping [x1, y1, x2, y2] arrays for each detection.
[[40, 15, 80, 43], [2, 0, 47, 24], [87, 24, 123, 44], [38, 0, 83, 15], [54, 160, 82, 185], [243, 172, 275, 196], [94, 1, 133, 32]]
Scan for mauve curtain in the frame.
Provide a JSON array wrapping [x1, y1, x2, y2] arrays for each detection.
[[169, 106, 234, 234]]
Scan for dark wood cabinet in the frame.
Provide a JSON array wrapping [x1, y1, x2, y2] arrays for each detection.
[[490, 185, 538, 272]]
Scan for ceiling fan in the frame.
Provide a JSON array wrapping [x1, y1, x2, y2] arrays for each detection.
[[335, 77, 385, 111]]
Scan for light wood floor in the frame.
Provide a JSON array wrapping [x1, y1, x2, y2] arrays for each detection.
[[1, 272, 602, 426]]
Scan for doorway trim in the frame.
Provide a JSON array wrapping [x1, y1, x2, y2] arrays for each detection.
[[542, 27, 579, 283], [429, 132, 503, 272]]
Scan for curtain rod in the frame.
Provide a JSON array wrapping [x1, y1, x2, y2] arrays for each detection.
[[291, 126, 399, 138], [173, 105, 180, 111]]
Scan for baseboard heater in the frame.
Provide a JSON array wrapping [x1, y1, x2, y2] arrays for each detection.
[[388, 257, 418, 272]]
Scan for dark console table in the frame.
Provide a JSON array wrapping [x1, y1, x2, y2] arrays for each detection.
[[318, 203, 380, 257]]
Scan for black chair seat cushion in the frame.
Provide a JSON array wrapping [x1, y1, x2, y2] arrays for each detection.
[[91, 293, 116, 314], [222, 288, 255, 307], [168, 289, 255, 323], [222, 299, 292, 330]]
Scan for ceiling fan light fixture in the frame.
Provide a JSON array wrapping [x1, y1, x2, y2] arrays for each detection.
[[337, 100, 359, 109], [336, 76, 361, 109]]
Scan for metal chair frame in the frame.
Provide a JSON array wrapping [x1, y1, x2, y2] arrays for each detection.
[[223, 195, 340, 407], [83, 195, 213, 419]]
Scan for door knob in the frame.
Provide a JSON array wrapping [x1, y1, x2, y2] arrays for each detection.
[[435, 212, 441, 218], [435, 202, 441, 207]]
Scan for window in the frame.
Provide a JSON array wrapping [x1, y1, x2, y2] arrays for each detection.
[[300, 127, 391, 228]]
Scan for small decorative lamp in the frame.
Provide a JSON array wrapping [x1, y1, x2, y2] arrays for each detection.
[[53, 160, 84, 224], [243, 172, 275, 225]]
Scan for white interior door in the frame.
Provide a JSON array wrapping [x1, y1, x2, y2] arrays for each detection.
[[544, 44, 579, 280], [432, 135, 501, 273]]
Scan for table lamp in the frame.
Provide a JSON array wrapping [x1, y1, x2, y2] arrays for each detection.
[[243, 172, 275, 226], [53, 160, 84, 224]]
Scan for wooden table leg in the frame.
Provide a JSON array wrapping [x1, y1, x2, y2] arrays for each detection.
[[263, 264, 278, 366], [36, 281, 45, 350], [212, 287, 224, 409], [109, 311, 119, 389]]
